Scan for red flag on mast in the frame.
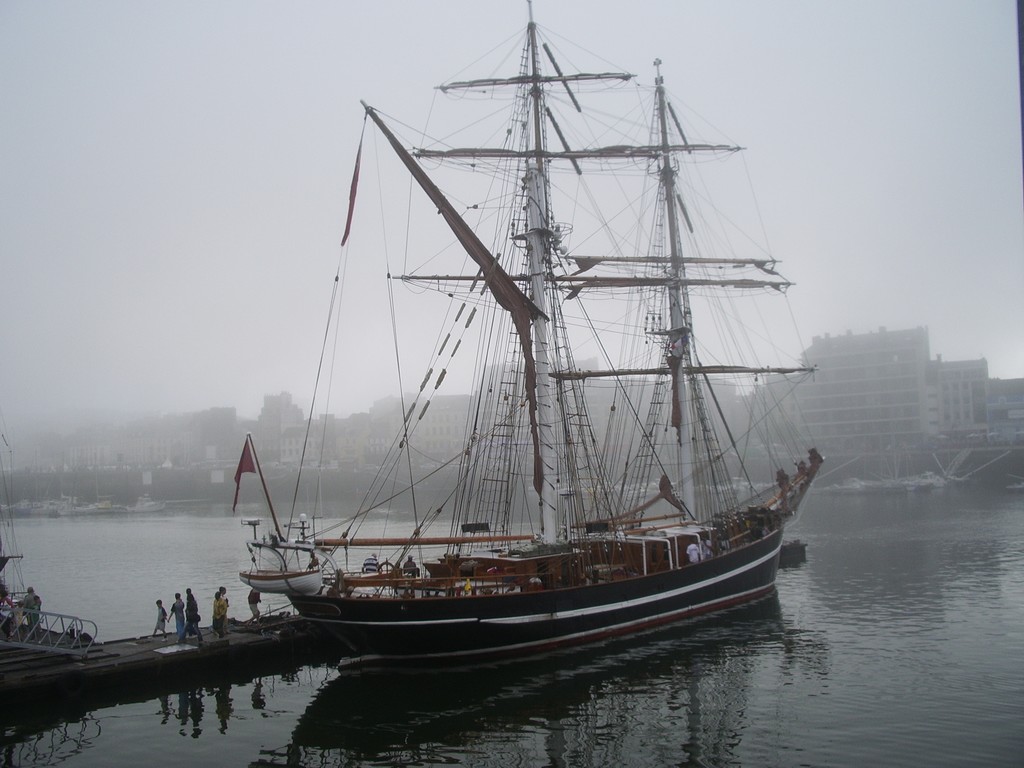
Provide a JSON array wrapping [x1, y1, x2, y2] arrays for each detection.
[[233, 437, 257, 512], [340, 133, 363, 246]]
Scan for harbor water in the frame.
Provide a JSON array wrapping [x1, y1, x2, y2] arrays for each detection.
[[2, 488, 1022, 766]]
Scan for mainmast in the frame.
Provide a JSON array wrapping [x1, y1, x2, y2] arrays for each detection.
[[655, 59, 698, 515], [524, 9, 559, 544]]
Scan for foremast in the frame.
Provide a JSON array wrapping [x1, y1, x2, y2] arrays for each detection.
[[421, 10, 637, 546]]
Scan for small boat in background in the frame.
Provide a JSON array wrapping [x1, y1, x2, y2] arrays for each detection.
[[128, 495, 165, 513], [822, 478, 907, 495], [1006, 475, 1024, 492], [66, 497, 128, 515], [899, 472, 947, 493]]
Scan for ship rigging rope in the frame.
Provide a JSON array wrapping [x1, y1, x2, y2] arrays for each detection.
[[286, 214, 350, 532], [318, 397, 540, 543], [281, 118, 370, 532], [575, 295, 677, 496], [387, 224, 422, 534], [1, 426, 27, 590], [340, 102, 502, 542]]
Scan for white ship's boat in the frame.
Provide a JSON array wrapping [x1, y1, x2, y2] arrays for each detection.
[[238, 564, 324, 596]]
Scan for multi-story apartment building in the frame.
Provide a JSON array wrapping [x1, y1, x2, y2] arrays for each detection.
[[799, 327, 933, 453], [255, 392, 304, 463], [987, 378, 1024, 444], [935, 357, 989, 440]]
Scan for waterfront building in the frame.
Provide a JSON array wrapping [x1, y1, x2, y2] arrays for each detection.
[[255, 392, 303, 463], [987, 378, 1024, 444], [798, 326, 992, 455], [936, 357, 989, 441], [800, 327, 933, 453]]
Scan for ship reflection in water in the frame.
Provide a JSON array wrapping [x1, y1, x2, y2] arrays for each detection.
[[279, 597, 827, 767]]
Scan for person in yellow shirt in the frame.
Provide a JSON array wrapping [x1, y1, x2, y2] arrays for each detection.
[[212, 591, 228, 638]]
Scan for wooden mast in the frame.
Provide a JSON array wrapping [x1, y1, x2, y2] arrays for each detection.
[[245, 433, 285, 541]]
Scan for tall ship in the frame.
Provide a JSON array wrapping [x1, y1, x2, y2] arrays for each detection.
[[238, 6, 821, 663]]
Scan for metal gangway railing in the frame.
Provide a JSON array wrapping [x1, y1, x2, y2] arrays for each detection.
[[2, 609, 98, 657]]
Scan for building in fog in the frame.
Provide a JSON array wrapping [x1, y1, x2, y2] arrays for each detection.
[[411, 394, 471, 464], [359, 394, 471, 469], [799, 327, 933, 453], [797, 326, 989, 454], [935, 357, 989, 440], [194, 407, 240, 463], [987, 378, 1024, 444], [255, 392, 304, 463], [66, 415, 198, 469], [280, 414, 339, 466]]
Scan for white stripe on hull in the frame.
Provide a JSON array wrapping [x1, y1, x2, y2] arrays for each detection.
[[308, 538, 782, 662]]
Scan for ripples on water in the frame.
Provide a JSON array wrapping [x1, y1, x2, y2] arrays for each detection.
[[2, 490, 1022, 766]]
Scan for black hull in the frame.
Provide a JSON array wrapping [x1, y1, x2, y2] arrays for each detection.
[[289, 529, 783, 663]]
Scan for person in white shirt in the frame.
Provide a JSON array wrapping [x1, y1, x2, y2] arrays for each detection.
[[686, 540, 701, 564]]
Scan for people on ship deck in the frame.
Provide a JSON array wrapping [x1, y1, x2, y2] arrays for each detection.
[[809, 447, 823, 467], [686, 540, 702, 564], [0, 588, 14, 639], [776, 468, 790, 492], [403, 555, 419, 576], [362, 553, 379, 573], [777, 467, 792, 512]]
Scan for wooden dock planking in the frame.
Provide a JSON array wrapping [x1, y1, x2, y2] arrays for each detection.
[[0, 616, 334, 709]]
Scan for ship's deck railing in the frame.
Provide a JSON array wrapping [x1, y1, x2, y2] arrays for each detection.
[[2, 609, 98, 657]]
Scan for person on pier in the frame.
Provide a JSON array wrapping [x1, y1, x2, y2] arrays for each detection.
[[212, 591, 228, 638], [153, 599, 168, 638], [184, 588, 203, 645], [247, 588, 261, 623], [22, 587, 41, 632], [170, 593, 186, 643]]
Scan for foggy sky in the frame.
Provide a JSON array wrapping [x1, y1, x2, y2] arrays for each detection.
[[1, 1, 1021, 438]]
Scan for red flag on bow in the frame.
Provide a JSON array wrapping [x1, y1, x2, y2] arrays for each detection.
[[233, 437, 256, 512]]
